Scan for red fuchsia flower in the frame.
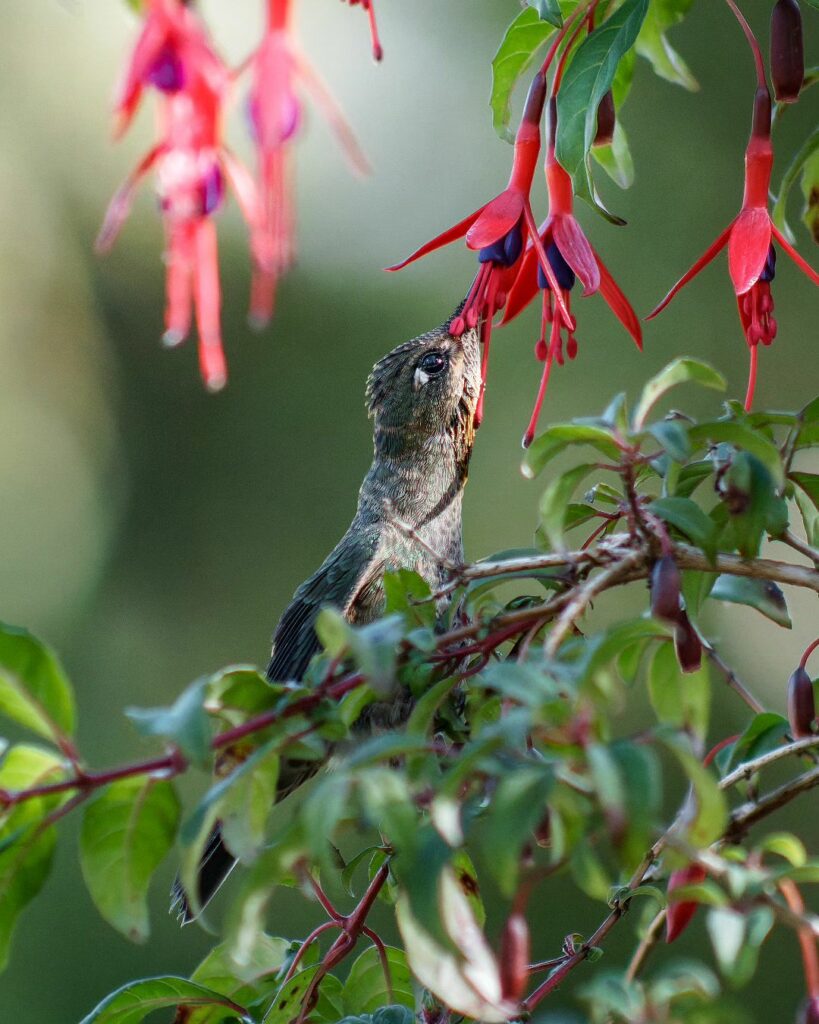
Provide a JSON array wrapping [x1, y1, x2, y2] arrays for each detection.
[[647, 4, 819, 411], [388, 73, 575, 425], [98, 0, 259, 391], [501, 100, 642, 447], [344, 0, 383, 62], [111, 0, 226, 140], [244, 0, 369, 327]]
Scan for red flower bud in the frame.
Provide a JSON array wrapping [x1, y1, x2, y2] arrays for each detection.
[[650, 555, 682, 624], [593, 89, 615, 147], [674, 612, 702, 673], [798, 995, 819, 1024], [788, 666, 815, 739], [666, 863, 707, 943], [771, 0, 804, 103], [500, 913, 530, 1003]]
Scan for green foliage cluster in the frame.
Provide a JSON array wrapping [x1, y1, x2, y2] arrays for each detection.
[[1, 359, 818, 1023]]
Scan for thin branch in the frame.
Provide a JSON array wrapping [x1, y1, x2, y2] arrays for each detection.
[[706, 645, 766, 714], [779, 529, 819, 567], [720, 735, 819, 789], [544, 549, 645, 657], [727, 764, 819, 840]]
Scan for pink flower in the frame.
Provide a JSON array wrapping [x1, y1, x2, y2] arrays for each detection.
[[98, 0, 258, 391], [243, 0, 369, 327]]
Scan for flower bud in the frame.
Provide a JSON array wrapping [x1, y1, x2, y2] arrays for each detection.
[[674, 612, 702, 673], [499, 913, 530, 1003], [593, 90, 615, 147], [771, 0, 804, 103], [788, 666, 815, 738], [666, 863, 707, 943], [798, 995, 819, 1024], [650, 555, 682, 624]]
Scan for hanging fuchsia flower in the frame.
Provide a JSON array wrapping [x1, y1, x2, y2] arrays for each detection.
[[98, 0, 259, 391], [111, 0, 226, 139], [388, 74, 575, 424], [502, 101, 642, 447], [647, 16, 819, 410], [344, 0, 383, 61], [244, 0, 369, 327]]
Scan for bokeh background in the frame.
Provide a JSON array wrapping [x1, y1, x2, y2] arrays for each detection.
[[1, 1, 817, 1020]]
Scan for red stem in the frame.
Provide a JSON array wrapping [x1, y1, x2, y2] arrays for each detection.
[[551, 0, 600, 95], [800, 639, 819, 671], [723, 0, 768, 90], [538, 0, 595, 78], [780, 879, 819, 998]]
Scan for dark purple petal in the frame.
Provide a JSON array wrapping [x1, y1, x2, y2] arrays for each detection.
[[537, 241, 575, 291], [146, 43, 186, 94]]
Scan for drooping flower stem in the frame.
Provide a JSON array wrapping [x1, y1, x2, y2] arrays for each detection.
[[800, 638, 819, 671], [744, 340, 758, 411], [551, 0, 601, 95], [537, 0, 597, 80], [724, 0, 768, 92], [779, 879, 819, 1000]]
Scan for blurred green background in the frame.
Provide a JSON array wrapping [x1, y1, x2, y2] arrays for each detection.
[[1, 1, 817, 1020]]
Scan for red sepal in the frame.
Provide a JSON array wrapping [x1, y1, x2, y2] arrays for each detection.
[[771, 224, 819, 286], [594, 246, 642, 348], [465, 191, 525, 250], [386, 206, 484, 271], [647, 222, 734, 320], [552, 216, 600, 296], [728, 207, 771, 295]]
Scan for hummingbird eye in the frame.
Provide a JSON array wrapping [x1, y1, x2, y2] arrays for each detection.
[[418, 351, 447, 376]]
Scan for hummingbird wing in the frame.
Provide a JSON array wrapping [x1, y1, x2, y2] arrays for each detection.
[[172, 527, 385, 924], [267, 525, 384, 683]]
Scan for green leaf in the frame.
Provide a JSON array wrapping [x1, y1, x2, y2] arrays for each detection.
[[79, 977, 254, 1024], [726, 713, 789, 772], [527, 0, 563, 26], [649, 420, 691, 463], [383, 569, 435, 629], [772, 127, 819, 243], [663, 738, 727, 847], [793, 481, 819, 547], [0, 623, 76, 746], [592, 121, 635, 189], [522, 422, 620, 479], [80, 776, 180, 942], [556, 0, 649, 194], [395, 868, 510, 1022], [220, 745, 280, 864], [635, 0, 698, 91], [709, 575, 791, 628], [490, 9, 555, 142], [342, 946, 414, 1014], [633, 359, 726, 430], [0, 744, 67, 970], [185, 935, 290, 1024], [801, 143, 819, 242], [347, 616, 405, 696], [706, 906, 773, 988], [126, 677, 211, 767], [649, 497, 718, 559], [717, 452, 788, 556], [648, 642, 710, 738], [688, 421, 783, 487], [482, 765, 552, 896], [539, 463, 598, 549], [754, 832, 807, 868]]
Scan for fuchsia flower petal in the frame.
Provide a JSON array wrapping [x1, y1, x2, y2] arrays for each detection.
[[728, 207, 772, 294], [386, 207, 484, 271], [646, 222, 735, 319], [193, 219, 226, 392], [593, 246, 642, 349], [552, 216, 600, 296], [771, 224, 819, 286], [465, 191, 525, 250], [95, 145, 165, 253]]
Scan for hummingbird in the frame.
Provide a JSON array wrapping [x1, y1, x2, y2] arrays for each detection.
[[175, 316, 481, 921]]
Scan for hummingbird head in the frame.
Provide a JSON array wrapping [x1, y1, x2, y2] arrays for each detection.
[[366, 319, 481, 448]]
